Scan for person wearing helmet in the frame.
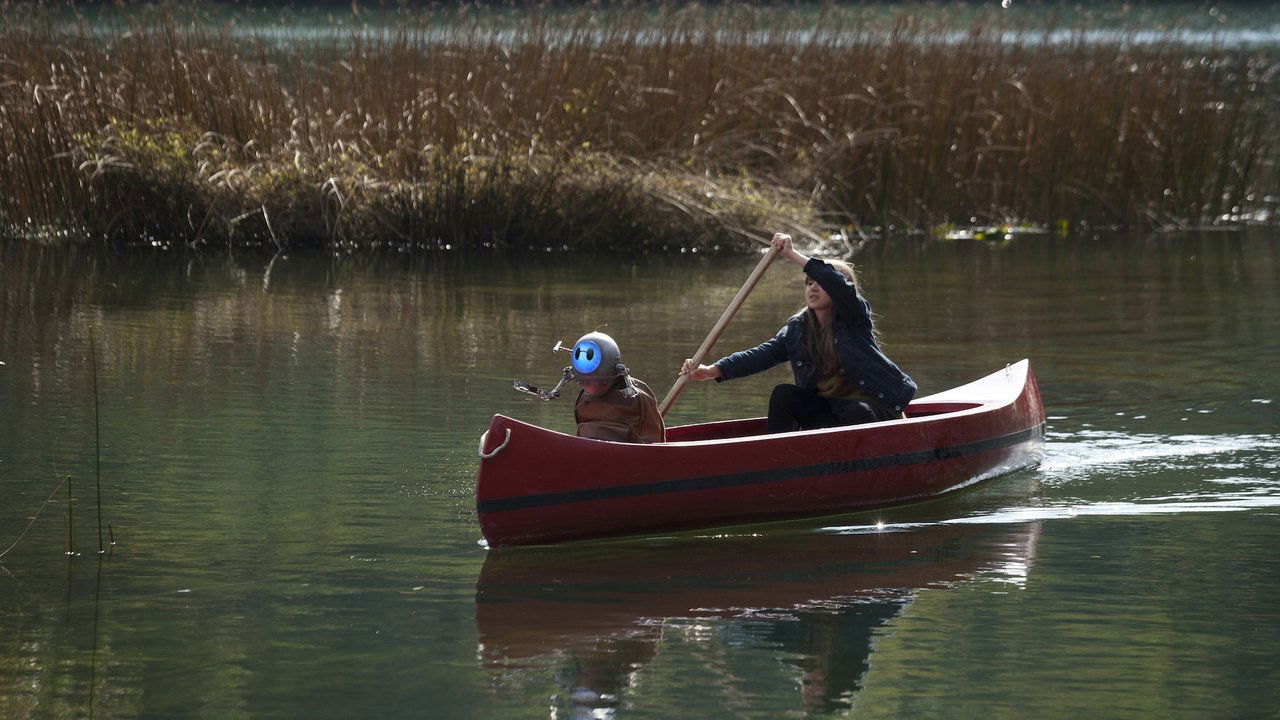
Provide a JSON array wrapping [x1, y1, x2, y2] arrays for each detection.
[[569, 331, 665, 444]]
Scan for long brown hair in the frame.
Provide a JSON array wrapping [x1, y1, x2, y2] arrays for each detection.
[[801, 259, 865, 373]]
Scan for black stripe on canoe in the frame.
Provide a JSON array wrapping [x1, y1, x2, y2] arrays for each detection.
[[477, 423, 1045, 514]]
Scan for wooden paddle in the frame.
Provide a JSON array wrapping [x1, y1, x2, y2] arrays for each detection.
[[659, 243, 781, 417]]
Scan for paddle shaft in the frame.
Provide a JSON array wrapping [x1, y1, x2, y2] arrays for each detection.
[[659, 245, 781, 417]]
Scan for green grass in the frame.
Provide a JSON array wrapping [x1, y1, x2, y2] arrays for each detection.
[[1, 3, 1276, 251]]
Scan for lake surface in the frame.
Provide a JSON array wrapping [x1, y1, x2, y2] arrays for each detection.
[[59, 2, 1280, 52], [1, 230, 1278, 719]]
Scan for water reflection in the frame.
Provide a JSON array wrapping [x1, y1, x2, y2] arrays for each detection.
[[476, 521, 1040, 717], [88, 552, 108, 720]]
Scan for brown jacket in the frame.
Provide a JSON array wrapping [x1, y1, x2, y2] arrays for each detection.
[[574, 377, 665, 443]]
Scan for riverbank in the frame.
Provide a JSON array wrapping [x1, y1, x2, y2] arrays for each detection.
[[2, 4, 1277, 251]]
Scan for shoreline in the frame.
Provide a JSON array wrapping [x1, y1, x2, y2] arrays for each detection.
[[2, 4, 1277, 251]]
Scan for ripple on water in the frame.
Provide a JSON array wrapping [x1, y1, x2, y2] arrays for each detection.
[[1043, 429, 1278, 518], [822, 429, 1280, 533], [1040, 430, 1280, 479], [1042, 429, 1280, 515]]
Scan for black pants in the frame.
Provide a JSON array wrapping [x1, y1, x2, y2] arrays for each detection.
[[765, 384, 895, 434]]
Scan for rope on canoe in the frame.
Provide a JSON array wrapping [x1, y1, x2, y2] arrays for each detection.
[[478, 428, 512, 459]]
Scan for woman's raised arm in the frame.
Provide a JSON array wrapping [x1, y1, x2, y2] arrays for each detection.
[[771, 233, 809, 267]]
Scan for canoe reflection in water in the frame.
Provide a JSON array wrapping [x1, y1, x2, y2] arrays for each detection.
[[475, 520, 1041, 717]]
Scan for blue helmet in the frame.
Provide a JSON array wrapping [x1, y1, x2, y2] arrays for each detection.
[[569, 331, 625, 381]]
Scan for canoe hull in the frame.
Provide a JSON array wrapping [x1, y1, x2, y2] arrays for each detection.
[[476, 360, 1045, 547]]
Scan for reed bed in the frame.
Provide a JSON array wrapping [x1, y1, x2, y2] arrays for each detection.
[[1, 3, 1276, 251]]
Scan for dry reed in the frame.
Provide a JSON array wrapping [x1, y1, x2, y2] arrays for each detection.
[[1, 3, 1276, 251]]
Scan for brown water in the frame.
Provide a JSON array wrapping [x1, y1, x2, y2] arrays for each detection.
[[1, 229, 1278, 719]]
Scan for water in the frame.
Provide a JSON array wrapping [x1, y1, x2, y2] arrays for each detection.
[[60, 2, 1280, 51], [1, 229, 1278, 719]]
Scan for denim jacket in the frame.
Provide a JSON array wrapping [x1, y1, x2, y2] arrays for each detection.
[[714, 258, 917, 413]]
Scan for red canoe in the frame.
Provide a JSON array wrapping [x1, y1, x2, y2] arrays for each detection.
[[476, 359, 1045, 547]]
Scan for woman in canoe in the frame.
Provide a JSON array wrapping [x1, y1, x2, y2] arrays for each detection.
[[680, 233, 916, 433]]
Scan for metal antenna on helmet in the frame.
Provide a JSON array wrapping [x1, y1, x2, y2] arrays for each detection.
[[513, 332, 634, 400], [513, 340, 574, 400]]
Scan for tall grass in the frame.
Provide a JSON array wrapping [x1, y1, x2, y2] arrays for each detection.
[[0, 3, 1276, 251]]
